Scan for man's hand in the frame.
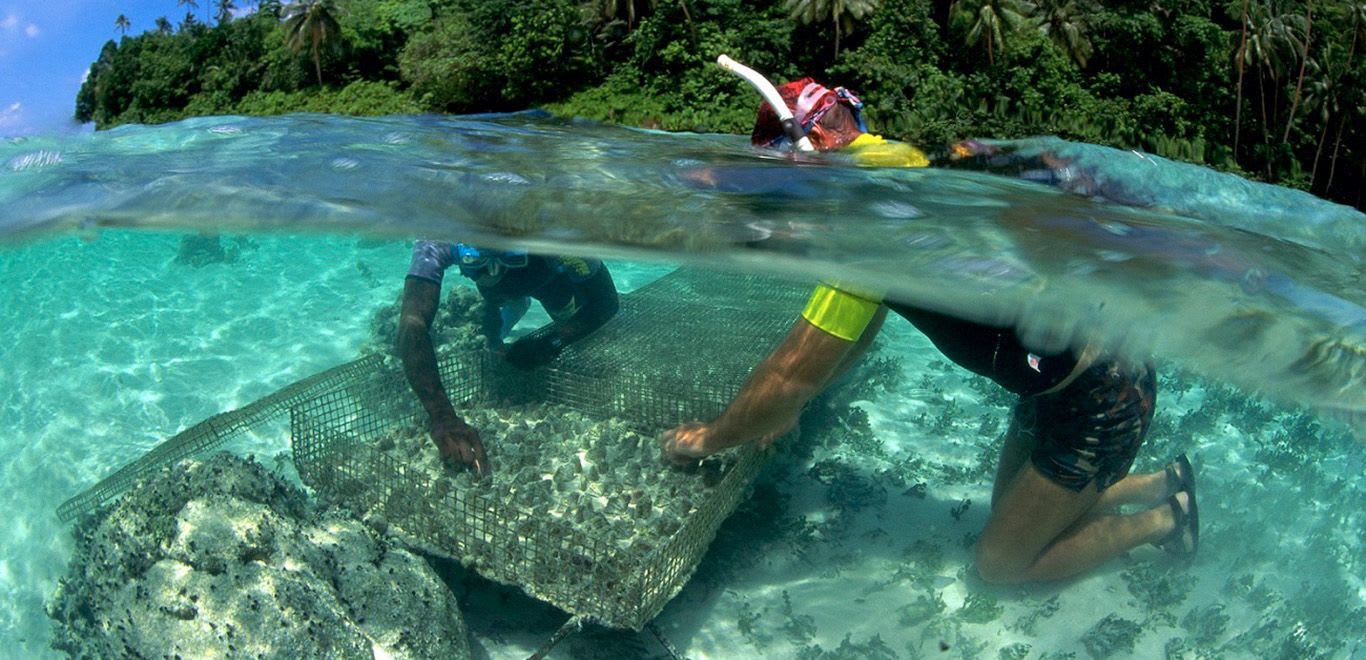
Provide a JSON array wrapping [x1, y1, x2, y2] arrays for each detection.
[[660, 422, 720, 466], [504, 334, 563, 370], [660, 416, 795, 466], [430, 417, 491, 477]]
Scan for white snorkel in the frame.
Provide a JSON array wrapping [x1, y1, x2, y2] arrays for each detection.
[[716, 54, 816, 152]]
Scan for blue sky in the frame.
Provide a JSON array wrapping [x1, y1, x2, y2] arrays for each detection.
[[0, 1, 244, 137]]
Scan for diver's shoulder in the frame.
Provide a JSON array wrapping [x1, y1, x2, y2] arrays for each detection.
[[847, 133, 930, 168], [548, 255, 602, 281]]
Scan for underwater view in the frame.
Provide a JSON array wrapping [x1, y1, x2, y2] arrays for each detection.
[[0, 114, 1362, 658]]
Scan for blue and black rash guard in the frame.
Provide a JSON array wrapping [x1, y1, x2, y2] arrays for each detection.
[[407, 240, 618, 345]]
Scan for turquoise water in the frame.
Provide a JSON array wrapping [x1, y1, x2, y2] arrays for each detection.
[[0, 233, 404, 654], [0, 113, 1362, 656], [4, 113, 1360, 430], [0, 231, 677, 655]]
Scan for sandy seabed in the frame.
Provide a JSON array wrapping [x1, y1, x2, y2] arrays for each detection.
[[457, 320, 1364, 659], [3, 233, 1360, 658]]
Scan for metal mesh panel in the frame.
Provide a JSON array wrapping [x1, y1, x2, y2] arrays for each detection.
[[64, 267, 809, 628], [57, 354, 389, 522], [538, 267, 809, 429], [292, 380, 773, 631], [292, 268, 809, 629]]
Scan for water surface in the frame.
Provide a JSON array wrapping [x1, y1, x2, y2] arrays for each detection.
[[4, 112, 1360, 430], [0, 113, 1362, 656]]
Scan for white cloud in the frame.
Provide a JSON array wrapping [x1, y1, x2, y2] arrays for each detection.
[[0, 101, 23, 128], [0, 14, 41, 55], [0, 102, 45, 138], [0, 14, 38, 37]]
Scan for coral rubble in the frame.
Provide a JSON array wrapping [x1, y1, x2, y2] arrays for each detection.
[[48, 453, 469, 659]]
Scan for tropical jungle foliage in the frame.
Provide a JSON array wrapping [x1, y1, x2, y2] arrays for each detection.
[[77, 0, 1365, 208]]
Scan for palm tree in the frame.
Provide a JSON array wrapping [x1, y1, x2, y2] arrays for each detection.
[[178, 0, 212, 25], [1244, 1, 1304, 81], [1281, 0, 1314, 143], [785, 0, 881, 58], [1342, 0, 1366, 68], [155, 16, 174, 34], [1303, 57, 1337, 187], [674, 0, 694, 29], [258, 0, 284, 19], [284, 0, 342, 87], [114, 14, 131, 35], [1241, 0, 1306, 151], [585, 0, 694, 46], [1030, 0, 1095, 68], [1231, 0, 1250, 155], [591, 0, 649, 30], [1324, 0, 1366, 190], [216, 0, 237, 25], [952, 0, 1035, 65]]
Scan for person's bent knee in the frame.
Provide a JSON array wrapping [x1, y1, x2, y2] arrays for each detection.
[[974, 540, 1029, 585]]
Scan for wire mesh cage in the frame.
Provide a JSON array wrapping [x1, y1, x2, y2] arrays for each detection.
[[290, 268, 809, 629], [57, 354, 388, 522]]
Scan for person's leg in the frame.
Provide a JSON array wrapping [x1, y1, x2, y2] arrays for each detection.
[[977, 360, 1182, 583], [995, 433, 1174, 513], [990, 416, 1034, 509], [1093, 466, 1177, 510], [976, 463, 1183, 584]]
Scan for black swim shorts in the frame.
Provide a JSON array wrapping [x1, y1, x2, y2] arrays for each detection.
[[1014, 360, 1157, 492]]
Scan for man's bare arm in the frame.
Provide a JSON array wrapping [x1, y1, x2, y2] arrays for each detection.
[[662, 317, 860, 461], [397, 277, 490, 474], [397, 278, 459, 423]]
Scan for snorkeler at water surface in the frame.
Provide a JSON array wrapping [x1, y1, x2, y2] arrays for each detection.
[[661, 76, 1200, 583], [398, 240, 619, 476]]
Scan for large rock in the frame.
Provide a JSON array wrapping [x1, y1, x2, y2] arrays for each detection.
[[48, 453, 469, 659], [362, 285, 488, 359]]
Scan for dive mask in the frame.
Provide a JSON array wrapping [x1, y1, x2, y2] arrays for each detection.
[[456, 243, 530, 274]]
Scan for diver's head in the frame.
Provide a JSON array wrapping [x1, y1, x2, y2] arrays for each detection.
[[750, 78, 868, 152], [456, 242, 529, 282]]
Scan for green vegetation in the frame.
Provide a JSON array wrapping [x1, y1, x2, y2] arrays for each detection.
[[957, 592, 1004, 624], [283, 0, 343, 86], [78, 0, 1364, 208], [779, 589, 818, 644], [897, 591, 947, 624], [1007, 594, 1060, 635], [797, 632, 899, 660], [1179, 603, 1230, 647], [1081, 614, 1143, 658], [1121, 560, 1193, 621]]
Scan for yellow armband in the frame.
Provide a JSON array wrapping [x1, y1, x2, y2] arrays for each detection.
[[847, 133, 930, 168], [801, 284, 882, 342]]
